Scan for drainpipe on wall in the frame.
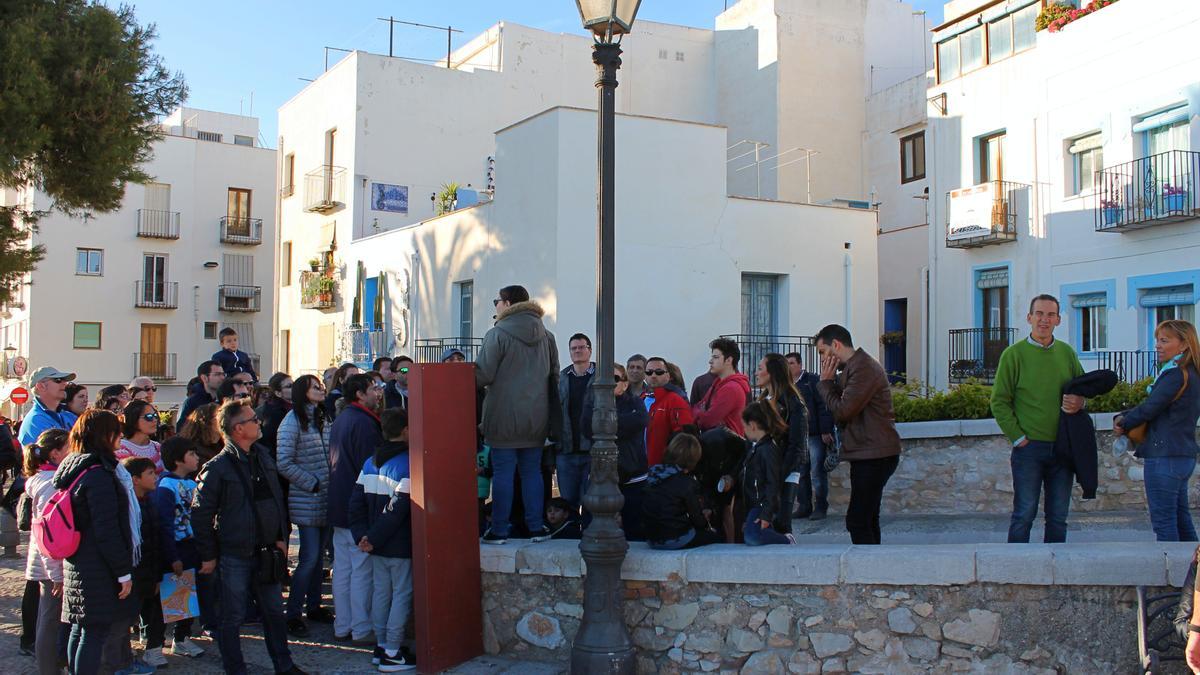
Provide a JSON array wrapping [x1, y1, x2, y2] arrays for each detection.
[[843, 243, 853, 329], [409, 251, 421, 349], [922, 266, 931, 387]]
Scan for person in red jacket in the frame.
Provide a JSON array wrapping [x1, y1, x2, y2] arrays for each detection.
[[645, 357, 696, 466], [692, 338, 752, 436]]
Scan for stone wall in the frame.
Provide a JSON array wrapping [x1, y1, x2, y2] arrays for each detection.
[[480, 540, 1197, 673], [832, 415, 1200, 515]]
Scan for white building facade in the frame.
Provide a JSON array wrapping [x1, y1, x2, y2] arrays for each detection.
[[0, 107, 276, 409], [275, 0, 929, 378], [925, 0, 1200, 388]]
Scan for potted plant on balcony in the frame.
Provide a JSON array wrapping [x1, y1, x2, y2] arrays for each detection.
[[1163, 184, 1188, 213], [318, 277, 335, 304], [1100, 198, 1122, 227], [879, 330, 906, 346], [308, 257, 321, 272]]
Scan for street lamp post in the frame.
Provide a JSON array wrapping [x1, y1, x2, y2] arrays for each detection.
[[572, 1, 641, 673]]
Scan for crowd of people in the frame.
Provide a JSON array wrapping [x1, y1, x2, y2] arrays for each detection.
[[2, 288, 1199, 674]]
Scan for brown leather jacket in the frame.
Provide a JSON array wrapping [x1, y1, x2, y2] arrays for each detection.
[[817, 349, 902, 461]]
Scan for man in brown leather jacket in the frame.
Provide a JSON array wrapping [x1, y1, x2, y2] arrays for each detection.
[[815, 324, 902, 545]]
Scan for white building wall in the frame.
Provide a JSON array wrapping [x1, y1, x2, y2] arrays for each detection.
[[926, 0, 1200, 387], [0, 108, 276, 410]]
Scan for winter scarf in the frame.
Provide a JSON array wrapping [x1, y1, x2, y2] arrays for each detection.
[[114, 463, 142, 566]]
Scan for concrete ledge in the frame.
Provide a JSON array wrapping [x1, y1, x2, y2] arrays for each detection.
[[897, 412, 1121, 439], [482, 540, 1199, 588]]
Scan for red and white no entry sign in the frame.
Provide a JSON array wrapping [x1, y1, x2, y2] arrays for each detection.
[[10, 387, 30, 405]]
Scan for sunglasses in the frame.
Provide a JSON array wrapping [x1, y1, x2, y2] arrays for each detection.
[[52, 377, 69, 384], [133, 386, 158, 393], [645, 369, 668, 376], [614, 376, 627, 382], [237, 415, 261, 426], [141, 412, 159, 422], [493, 298, 503, 307], [398, 367, 410, 374]]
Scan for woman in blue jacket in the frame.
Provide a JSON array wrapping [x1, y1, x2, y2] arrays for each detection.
[[1115, 320, 1200, 542]]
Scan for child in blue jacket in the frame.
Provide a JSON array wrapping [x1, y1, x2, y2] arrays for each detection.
[[211, 327, 257, 380], [349, 408, 416, 672]]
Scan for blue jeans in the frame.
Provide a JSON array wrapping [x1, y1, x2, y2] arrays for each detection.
[[743, 507, 791, 546], [1143, 456, 1199, 542], [793, 437, 829, 515], [216, 555, 294, 675], [490, 447, 545, 537], [1008, 440, 1073, 543], [288, 525, 330, 618], [556, 453, 591, 509], [67, 622, 109, 675]]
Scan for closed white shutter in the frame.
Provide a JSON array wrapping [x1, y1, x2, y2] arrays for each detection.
[[144, 183, 171, 211], [222, 254, 254, 286]]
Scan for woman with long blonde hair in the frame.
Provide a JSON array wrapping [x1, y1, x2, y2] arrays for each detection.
[[1114, 319, 1200, 542]]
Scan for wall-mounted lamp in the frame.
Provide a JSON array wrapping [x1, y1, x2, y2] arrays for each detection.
[[203, 261, 219, 269]]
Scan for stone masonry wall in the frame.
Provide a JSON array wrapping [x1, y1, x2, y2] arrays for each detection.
[[826, 423, 1200, 515], [483, 572, 1148, 673]]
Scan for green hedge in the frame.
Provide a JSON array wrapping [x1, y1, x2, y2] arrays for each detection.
[[890, 378, 1151, 424]]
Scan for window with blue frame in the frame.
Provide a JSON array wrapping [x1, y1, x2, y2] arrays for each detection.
[[1140, 285, 1195, 341], [1134, 105, 1190, 157], [1071, 293, 1107, 352]]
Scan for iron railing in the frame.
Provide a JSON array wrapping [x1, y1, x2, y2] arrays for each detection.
[[720, 334, 819, 390], [345, 326, 388, 368], [944, 180, 1028, 249], [303, 165, 347, 213], [218, 285, 262, 312], [1088, 350, 1158, 384], [414, 337, 485, 363], [299, 269, 336, 309], [132, 352, 177, 381], [219, 216, 263, 245], [133, 281, 178, 309], [136, 209, 180, 239], [1096, 150, 1200, 232], [948, 327, 1018, 384]]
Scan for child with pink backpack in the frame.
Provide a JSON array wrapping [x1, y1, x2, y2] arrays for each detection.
[[24, 428, 71, 675]]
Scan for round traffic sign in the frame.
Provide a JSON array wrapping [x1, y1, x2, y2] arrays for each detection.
[[10, 387, 29, 405]]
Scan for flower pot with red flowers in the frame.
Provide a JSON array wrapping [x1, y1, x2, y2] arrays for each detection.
[[1163, 184, 1188, 213], [1100, 198, 1122, 227]]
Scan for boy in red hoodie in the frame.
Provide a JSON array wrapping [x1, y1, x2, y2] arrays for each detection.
[[692, 338, 751, 436]]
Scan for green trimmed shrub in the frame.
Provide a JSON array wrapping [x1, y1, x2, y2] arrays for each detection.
[[890, 377, 1151, 423]]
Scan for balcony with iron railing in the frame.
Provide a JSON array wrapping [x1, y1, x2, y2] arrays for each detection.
[[132, 352, 177, 381], [304, 165, 347, 213], [948, 327, 1018, 384], [220, 216, 263, 245], [133, 281, 179, 309], [414, 337, 485, 363], [136, 209, 180, 239], [945, 180, 1029, 249], [218, 285, 262, 312], [1096, 150, 1200, 232], [1086, 350, 1159, 384], [300, 269, 336, 310]]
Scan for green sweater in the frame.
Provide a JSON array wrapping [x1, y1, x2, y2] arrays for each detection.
[[989, 337, 1085, 444]]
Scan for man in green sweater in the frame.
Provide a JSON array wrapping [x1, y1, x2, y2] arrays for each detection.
[[990, 294, 1085, 543]]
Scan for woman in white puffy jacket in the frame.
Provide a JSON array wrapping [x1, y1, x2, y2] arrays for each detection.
[[24, 428, 71, 675]]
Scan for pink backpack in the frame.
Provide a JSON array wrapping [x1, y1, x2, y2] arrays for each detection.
[[34, 466, 97, 560]]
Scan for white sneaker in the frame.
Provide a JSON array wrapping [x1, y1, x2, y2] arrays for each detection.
[[142, 647, 168, 667], [170, 639, 205, 658]]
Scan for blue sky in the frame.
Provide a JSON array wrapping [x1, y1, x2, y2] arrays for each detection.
[[132, 0, 945, 143]]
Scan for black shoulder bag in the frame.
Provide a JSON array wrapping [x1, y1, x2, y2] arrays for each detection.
[[230, 455, 287, 585]]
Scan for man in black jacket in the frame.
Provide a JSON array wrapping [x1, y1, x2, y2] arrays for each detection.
[[176, 361, 225, 432], [787, 352, 835, 519], [193, 399, 304, 675]]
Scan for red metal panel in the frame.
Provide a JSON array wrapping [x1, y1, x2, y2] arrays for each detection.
[[409, 363, 483, 673]]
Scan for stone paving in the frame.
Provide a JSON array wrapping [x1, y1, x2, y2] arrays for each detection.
[[0, 531, 566, 674]]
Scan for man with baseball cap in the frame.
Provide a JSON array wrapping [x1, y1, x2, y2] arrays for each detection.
[[18, 366, 77, 446]]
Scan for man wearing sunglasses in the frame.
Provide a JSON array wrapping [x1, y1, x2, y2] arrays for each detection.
[[129, 376, 158, 404], [644, 357, 696, 467], [18, 366, 77, 446], [475, 284, 559, 544], [384, 356, 413, 410], [193, 399, 303, 675]]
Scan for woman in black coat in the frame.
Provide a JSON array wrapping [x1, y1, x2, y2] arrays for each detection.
[[53, 409, 133, 675], [754, 353, 810, 534]]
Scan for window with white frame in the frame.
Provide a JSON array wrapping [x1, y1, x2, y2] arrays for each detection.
[[937, 3, 1038, 83], [1140, 285, 1196, 343], [1072, 293, 1108, 352], [1069, 133, 1103, 195], [75, 248, 102, 276]]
